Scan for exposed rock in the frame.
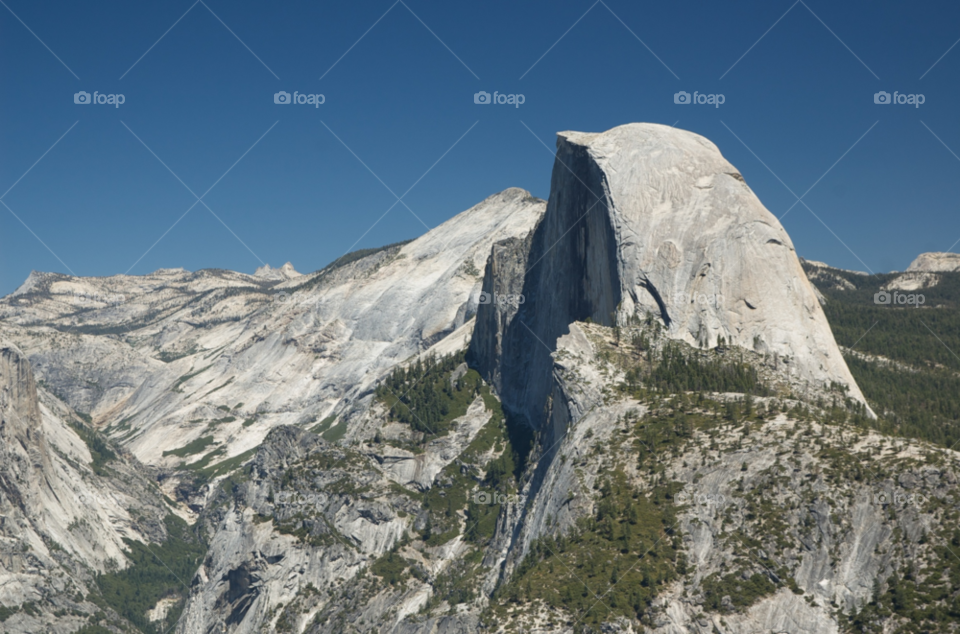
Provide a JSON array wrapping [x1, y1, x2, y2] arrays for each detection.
[[800, 258, 860, 294], [906, 251, 960, 273], [0, 188, 546, 470], [883, 251, 960, 291], [370, 395, 493, 490], [473, 123, 870, 438], [254, 262, 303, 280], [883, 270, 940, 291]]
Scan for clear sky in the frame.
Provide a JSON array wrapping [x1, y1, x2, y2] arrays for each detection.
[[2, 0, 958, 295]]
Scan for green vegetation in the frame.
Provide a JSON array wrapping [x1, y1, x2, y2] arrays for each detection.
[[182, 447, 225, 472], [193, 447, 258, 480], [843, 355, 960, 448], [376, 350, 483, 437], [171, 364, 213, 392], [267, 447, 373, 549], [74, 625, 114, 634], [202, 378, 234, 397], [162, 435, 215, 458], [156, 345, 198, 363], [321, 419, 349, 442], [370, 549, 409, 586], [625, 344, 770, 396], [822, 289, 960, 371], [422, 385, 522, 547], [0, 605, 18, 621], [701, 571, 777, 611], [423, 548, 485, 610], [305, 414, 348, 441], [489, 467, 682, 629], [206, 415, 236, 427], [842, 512, 960, 632], [68, 419, 116, 476], [310, 415, 337, 434], [92, 515, 206, 634], [807, 266, 960, 449]]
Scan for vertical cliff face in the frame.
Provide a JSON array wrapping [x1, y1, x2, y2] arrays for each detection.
[[0, 342, 47, 518], [470, 136, 622, 432], [472, 123, 870, 437], [0, 344, 42, 434]]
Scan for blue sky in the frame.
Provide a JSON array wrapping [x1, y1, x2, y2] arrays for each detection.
[[2, 0, 959, 295]]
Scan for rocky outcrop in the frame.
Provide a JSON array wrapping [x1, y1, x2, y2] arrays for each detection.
[[800, 257, 862, 296], [884, 251, 960, 291], [371, 395, 494, 490], [907, 251, 960, 273], [177, 419, 492, 633], [254, 261, 303, 280], [473, 123, 870, 437]]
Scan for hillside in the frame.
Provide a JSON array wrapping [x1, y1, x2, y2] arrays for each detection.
[[801, 259, 960, 450]]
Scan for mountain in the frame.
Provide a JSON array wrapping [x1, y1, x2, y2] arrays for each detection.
[[471, 123, 871, 435], [908, 252, 960, 273], [1, 124, 958, 633], [882, 252, 960, 291], [0, 188, 544, 477]]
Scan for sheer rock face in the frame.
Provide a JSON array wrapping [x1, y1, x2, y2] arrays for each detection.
[[0, 342, 47, 523], [473, 123, 869, 430]]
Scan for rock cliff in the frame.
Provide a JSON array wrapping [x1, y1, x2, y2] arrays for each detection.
[[472, 123, 869, 437]]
